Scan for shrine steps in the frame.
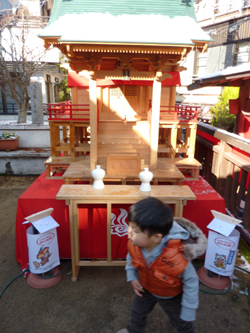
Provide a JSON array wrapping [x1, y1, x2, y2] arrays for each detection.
[[97, 148, 150, 159], [97, 120, 150, 160], [96, 156, 150, 168]]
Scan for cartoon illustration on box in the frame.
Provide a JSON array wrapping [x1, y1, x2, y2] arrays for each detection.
[[204, 210, 241, 277], [214, 253, 227, 269], [33, 246, 52, 268]]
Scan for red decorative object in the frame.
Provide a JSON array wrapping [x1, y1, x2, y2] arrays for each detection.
[[27, 266, 62, 289], [68, 70, 181, 88], [0, 138, 19, 151], [197, 266, 231, 290]]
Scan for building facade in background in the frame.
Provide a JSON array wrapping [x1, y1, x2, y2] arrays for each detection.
[[178, 0, 250, 119]]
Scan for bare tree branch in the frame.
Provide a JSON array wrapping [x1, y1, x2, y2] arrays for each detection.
[[0, 10, 47, 122]]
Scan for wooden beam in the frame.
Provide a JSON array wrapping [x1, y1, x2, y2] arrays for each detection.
[[150, 77, 161, 169], [89, 77, 98, 169], [197, 123, 250, 154]]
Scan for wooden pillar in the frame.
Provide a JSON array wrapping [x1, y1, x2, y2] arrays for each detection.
[[216, 141, 232, 196], [169, 86, 176, 106], [170, 85, 177, 158], [97, 87, 102, 113], [189, 124, 197, 158], [138, 85, 144, 116], [103, 87, 110, 113], [89, 76, 98, 169], [71, 87, 78, 104], [150, 77, 161, 169], [237, 85, 249, 136]]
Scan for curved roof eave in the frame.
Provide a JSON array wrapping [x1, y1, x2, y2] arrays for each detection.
[[39, 9, 211, 46]]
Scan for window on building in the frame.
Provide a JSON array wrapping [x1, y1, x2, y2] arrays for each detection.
[[0, 89, 6, 114], [54, 84, 59, 103], [195, 51, 207, 77], [234, 43, 250, 66], [243, 0, 250, 8], [215, 0, 238, 14]]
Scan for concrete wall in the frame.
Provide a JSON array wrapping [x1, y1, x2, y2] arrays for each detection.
[[0, 124, 51, 174], [0, 150, 50, 175], [0, 124, 50, 148]]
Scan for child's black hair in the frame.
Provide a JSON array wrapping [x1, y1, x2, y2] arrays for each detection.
[[128, 197, 173, 237]]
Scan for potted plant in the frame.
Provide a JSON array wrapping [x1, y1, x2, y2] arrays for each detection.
[[0, 131, 19, 151]]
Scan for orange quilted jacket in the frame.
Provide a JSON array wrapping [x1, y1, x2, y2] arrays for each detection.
[[128, 239, 188, 297]]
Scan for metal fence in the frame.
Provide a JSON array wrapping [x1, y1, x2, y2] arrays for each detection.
[[0, 103, 18, 114], [0, 103, 47, 115]]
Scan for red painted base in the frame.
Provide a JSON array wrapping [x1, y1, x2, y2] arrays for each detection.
[[27, 267, 62, 289], [197, 266, 231, 290]]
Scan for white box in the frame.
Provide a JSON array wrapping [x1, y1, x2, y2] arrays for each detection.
[[23, 208, 60, 274], [204, 210, 241, 276]]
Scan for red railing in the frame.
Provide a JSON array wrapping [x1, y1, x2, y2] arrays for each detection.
[[148, 100, 201, 122], [160, 105, 201, 122], [47, 101, 91, 121]]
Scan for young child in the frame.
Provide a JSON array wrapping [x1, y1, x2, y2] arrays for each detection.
[[117, 197, 207, 333]]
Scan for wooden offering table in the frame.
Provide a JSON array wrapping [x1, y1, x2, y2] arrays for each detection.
[[56, 184, 196, 281], [44, 156, 90, 179], [158, 158, 202, 180], [62, 162, 185, 185]]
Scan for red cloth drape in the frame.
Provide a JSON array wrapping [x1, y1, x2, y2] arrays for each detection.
[[16, 172, 225, 270], [68, 71, 181, 88]]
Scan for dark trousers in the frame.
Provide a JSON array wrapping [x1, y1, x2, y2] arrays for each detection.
[[127, 290, 195, 333]]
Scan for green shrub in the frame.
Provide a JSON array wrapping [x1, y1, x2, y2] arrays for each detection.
[[58, 77, 71, 102], [210, 87, 239, 132]]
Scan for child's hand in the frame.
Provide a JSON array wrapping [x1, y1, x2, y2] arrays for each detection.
[[131, 279, 144, 297]]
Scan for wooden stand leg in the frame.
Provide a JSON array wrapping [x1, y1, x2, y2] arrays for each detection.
[[174, 200, 184, 217], [69, 201, 80, 282], [107, 202, 112, 263], [70, 123, 75, 157], [45, 164, 50, 178], [193, 168, 199, 179], [171, 126, 177, 158]]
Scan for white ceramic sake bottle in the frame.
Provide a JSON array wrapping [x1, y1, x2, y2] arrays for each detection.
[[91, 165, 105, 189], [139, 168, 153, 192]]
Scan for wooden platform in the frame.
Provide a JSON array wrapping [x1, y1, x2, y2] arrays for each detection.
[[44, 156, 201, 181], [44, 156, 90, 179], [158, 158, 202, 180], [62, 160, 185, 185]]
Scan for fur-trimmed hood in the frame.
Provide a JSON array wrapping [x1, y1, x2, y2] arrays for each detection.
[[161, 217, 208, 261], [174, 217, 207, 260]]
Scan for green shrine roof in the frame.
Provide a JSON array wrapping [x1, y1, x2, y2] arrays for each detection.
[[39, 0, 212, 46], [49, 0, 198, 22]]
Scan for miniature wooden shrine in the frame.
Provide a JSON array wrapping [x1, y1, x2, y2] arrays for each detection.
[[37, 0, 214, 280], [40, 0, 211, 174], [45, 73, 202, 180]]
